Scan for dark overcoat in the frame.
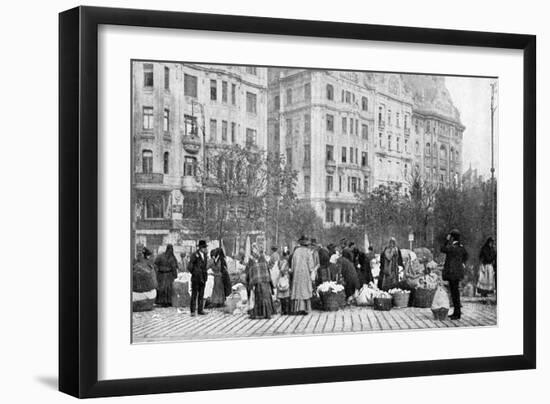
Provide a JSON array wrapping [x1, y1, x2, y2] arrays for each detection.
[[188, 250, 208, 285], [441, 241, 469, 281]]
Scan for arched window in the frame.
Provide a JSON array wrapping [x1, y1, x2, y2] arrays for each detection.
[[361, 96, 368, 111], [450, 147, 455, 161], [415, 140, 420, 154], [425, 142, 431, 156], [142, 150, 153, 173], [388, 135, 392, 151], [440, 144, 447, 159], [163, 152, 169, 174], [326, 84, 334, 100]]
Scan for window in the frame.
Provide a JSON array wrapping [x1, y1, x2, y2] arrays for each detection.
[[274, 95, 280, 111], [286, 88, 293, 105], [355, 120, 359, 135], [351, 177, 357, 193], [184, 156, 197, 177], [362, 97, 368, 111], [341, 147, 347, 163], [222, 81, 228, 103], [304, 114, 311, 132], [326, 207, 334, 223], [379, 133, 383, 148], [184, 114, 197, 136], [345, 91, 351, 103], [246, 128, 257, 148], [326, 114, 334, 132], [404, 163, 408, 178], [355, 148, 358, 164], [304, 144, 311, 164], [304, 176, 311, 194], [426, 142, 431, 155], [286, 118, 293, 136], [404, 114, 409, 129], [378, 106, 384, 125], [340, 208, 345, 224], [144, 196, 164, 219], [347, 176, 351, 192], [142, 150, 153, 173], [326, 145, 334, 161], [326, 84, 334, 100], [326, 176, 333, 192], [342, 117, 347, 134], [440, 145, 447, 159], [246, 66, 257, 75], [164, 66, 169, 90], [339, 176, 343, 192], [362, 152, 367, 167], [163, 152, 169, 174], [184, 74, 198, 97], [415, 141, 420, 154], [415, 119, 419, 132], [222, 120, 228, 142], [364, 179, 369, 192], [209, 119, 217, 142], [387, 109, 392, 126], [231, 83, 236, 105], [143, 63, 153, 87], [246, 92, 257, 114], [396, 137, 400, 152], [286, 148, 293, 166], [143, 107, 153, 130], [350, 118, 354, 135], [210, 79, 217, 100], [231, 122, 236, 143], [341, 90, 345, 102], [304, 83, 311, 100], [163, 109, 170, 132], [396, 112, 400, 127], [362, 124, 368, 140], [350, 147, 354, 164], [388, 135, 392, 151]]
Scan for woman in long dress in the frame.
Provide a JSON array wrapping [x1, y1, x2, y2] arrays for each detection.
[[477, 237, 496, 297], [290, 235, 315, 315], [246, 247, 275, 319], [154, 244, 178, 307], [378, 237, 404, 291], [210, 248, 231, 307]]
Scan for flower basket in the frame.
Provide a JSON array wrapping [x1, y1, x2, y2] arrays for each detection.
[[319, 290, 346, 311], [392, 291, 410, 308], [432, 307, 449, 320], [373, 297, 393, 311], [413, 287, 436, 308]]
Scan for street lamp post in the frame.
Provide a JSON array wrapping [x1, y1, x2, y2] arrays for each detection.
[[191, 100, 207, 238], [490, 82, 497, 238]]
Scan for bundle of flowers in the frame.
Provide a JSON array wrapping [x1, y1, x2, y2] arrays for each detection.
[[388, 288, 411, 295], [416, 272, 439, 290], [317, 281, 345, 294], [375, 291, 392, 299]]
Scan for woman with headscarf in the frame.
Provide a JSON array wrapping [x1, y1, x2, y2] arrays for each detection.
[[339, 247, 360, 299], [246, 246, 275, 319], [210, 248, 232, 307], [378, 237, 404, 291], [154, 244, 178, 307], [477, 237, 496, 298]]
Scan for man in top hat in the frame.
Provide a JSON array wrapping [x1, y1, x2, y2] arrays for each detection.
[[188, 240, 209, 316], [441, 229, 469, 320]]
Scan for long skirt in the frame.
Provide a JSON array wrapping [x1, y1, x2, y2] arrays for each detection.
[[210, 275, 226, 307], [291, 298, 312, 314], [250, 283, 275, 319], [477, 264, 495, 294], [156, 272, 175, 306]]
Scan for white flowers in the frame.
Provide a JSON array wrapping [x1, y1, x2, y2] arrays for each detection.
[[388, 288, 411, 295], [317, 281, 345, 293]]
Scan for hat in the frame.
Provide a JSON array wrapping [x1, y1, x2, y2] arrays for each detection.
[[298, 235, 310, 245], [327, 243, 337, 252], [310, 238, 318, 245], [450, 229, 461, 240], [142, 246, 152, 258], [271, 246, 278, 252], [197, 240, 207, 249]]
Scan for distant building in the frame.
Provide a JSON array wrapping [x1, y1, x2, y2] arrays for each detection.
[[132, 61, 267, 255], [462, 163, 485, 189]]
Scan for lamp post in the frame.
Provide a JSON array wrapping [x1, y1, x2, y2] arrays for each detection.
[[191, 100, 207, 237], [490, 82, 497, 238]]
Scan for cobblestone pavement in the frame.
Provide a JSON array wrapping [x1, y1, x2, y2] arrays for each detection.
[[132, 300, 497, 343]]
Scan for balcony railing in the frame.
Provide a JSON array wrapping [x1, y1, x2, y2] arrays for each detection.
[[325, 159, 336, 174], [135, 172, 164, 184]]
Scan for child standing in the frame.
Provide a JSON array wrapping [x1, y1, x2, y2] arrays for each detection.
[[277, 252, 291, 315]]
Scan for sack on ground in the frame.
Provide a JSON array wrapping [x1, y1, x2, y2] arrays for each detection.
[[171, 279, 191, 308], [132, 289, 156, 312], [224, 292, 241, 314], [431, 286, 450, 310], [133, 264, 158, 293], [203, 274, 214, 299]]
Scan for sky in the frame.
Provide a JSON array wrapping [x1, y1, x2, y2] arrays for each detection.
[[444, 76, 498, 179]]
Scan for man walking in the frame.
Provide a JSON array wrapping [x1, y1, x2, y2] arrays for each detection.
[[441, 229, 469, 320], [189, 240, 208, 316]]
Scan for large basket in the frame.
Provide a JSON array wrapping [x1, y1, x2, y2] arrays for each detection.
[[374, 297, 393, 311], [392, 291, 410, 308], [320, 290, 346, 311], [432, 307, 449, 320], [413, 288, 436, 308]]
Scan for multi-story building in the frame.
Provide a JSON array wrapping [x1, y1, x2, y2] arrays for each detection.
[[132, 61, 267, 255], [402, 75, 465, 188], [268, 69, 376, 227], [268, 70, 465, 227]]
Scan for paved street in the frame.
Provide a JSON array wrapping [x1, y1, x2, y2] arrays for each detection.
[[132, 299, 497, 343]]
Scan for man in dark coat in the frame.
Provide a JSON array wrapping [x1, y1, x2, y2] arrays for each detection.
[[441, 229, 469, 320], [188, 240, 209, 316], [339, 248, 360, 299], [316, 243, 331, 286], [354, 247, 374, 286]]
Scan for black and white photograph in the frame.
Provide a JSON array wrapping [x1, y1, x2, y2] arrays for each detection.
[[131, 61, 498, 343]]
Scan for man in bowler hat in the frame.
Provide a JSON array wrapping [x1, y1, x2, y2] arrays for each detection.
[[441, 229, 469, 320], [188, 240, 209, 316]]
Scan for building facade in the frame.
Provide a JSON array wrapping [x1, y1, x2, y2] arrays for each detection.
[[268, 69, 376, 227], [268, 70, 465, 227], [132, 61, 267, 255]]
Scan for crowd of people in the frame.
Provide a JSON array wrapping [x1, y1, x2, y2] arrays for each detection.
[[133, 229, 497, 321]]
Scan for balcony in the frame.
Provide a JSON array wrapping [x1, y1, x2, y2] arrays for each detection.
[[182, 135, 201, 154], [325, 159, 336, 174], [135, 172, 164, 184]]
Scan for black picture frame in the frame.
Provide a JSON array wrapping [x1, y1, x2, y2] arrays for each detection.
[[59, 5, 536, 398]]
